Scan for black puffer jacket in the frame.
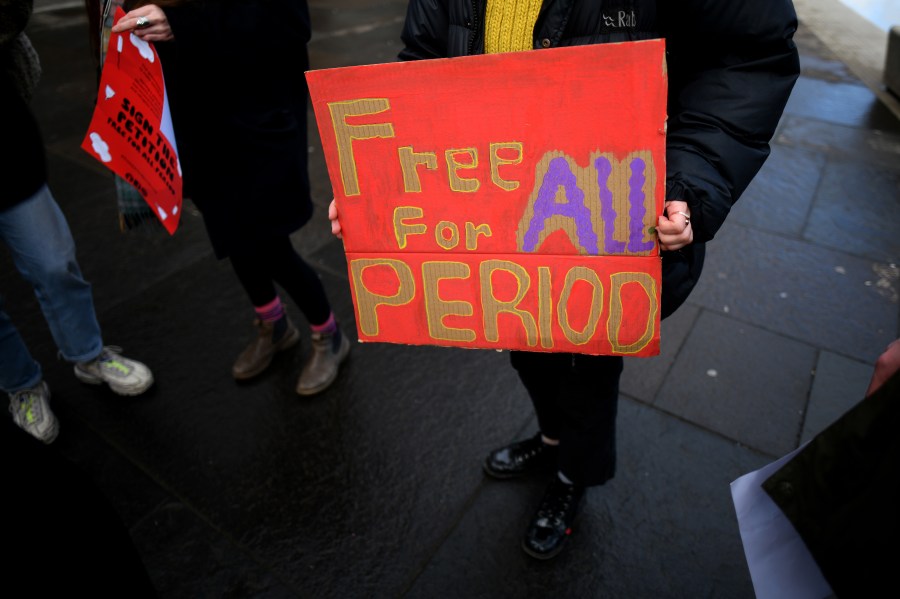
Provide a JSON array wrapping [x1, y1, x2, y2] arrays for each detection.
[[400, 0, 801, 246], [1, 0, 46, 210]]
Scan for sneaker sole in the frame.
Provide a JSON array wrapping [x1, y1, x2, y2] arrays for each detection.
[[295, 337, 352, 396], [40, 419, 60, 444], [74, 367, 155, 396], [232, 326, 301, 381]]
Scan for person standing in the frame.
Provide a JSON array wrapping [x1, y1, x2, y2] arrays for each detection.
[[111, 0, 351, 395], [1, 0, 154, 444], [332, 0, 800, 559]]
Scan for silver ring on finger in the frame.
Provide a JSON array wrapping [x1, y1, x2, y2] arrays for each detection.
[[136, 16, 151, 28]]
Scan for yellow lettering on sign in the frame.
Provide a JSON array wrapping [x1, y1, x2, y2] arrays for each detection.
[[480, 259, 537, 347], [558, 267, 603, 345], [398, 146, 438, 193], [350, 258, 415, 336], [465, 222, 492, 251], [328, 98, 395, 196], [445, 148, 480, 193], [422, 262, 476, 342], [393, 206, 427, 249], [489, 142, 523, 191], [607, 272, 657, 354]]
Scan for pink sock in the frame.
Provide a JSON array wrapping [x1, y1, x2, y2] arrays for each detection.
[[254, 297, 285, 323], [310, 312, 337, 334]]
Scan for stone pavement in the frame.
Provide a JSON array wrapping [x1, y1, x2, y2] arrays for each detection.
[[4, 1, 899, 597]]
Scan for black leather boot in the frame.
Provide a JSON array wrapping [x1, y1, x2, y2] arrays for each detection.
[[483, 432, 557, 479], [522, 477, 584, 560]]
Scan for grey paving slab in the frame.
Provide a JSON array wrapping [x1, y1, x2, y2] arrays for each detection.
[[728, 144, 825, 237], [802, 350, 876, 444], [803, 159, 900, 262], [783, 76, 899, 130], [691, 222, 898, 363], [26, 10, 97, 144], [653, 310, 816, 457], [776, 114, 900, 171], [620, 303, 699, 404], [407, 400, 763, 599], [308, 3, 406, 70], [46, 417, 292, 596], [49, 412, 172, 529], [131, 500, 300, 598]]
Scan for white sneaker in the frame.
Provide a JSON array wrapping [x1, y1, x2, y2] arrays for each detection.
[[9, 381, 59, 444], [74, 346, 154, 396]]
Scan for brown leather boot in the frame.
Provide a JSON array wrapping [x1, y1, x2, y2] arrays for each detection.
[[296, 327, 351, 396], [232, 318, 300, 381]]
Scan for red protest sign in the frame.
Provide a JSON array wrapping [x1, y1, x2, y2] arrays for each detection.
[[308, 40, 667, 356], [81, 7, 182, 234]]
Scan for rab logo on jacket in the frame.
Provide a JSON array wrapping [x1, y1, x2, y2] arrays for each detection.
[[602, 10, 637, 29]]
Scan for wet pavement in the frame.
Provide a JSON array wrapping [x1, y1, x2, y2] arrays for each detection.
[[4, 1, 899, 597]]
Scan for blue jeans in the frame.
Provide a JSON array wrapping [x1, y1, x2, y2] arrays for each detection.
[[0, 184, 103, 393]]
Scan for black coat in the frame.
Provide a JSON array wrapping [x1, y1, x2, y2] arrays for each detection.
[[1, 1, 46, 211], [399, 0, 800, 316], [157, 0, 313, 258]]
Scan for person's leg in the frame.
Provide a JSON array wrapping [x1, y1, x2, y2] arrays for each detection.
[[551, 353, 623, 486], [228, 236, 350, 392], [229, 246, 301, 381], [0, 302, 58, 443], [0, 300, 43, 394], [264, 237, 332, 328], [503, 350, 623, 559], [0, 185, 153, 398], [260, 237, 350, 395], [0, 184, 102, 362], [508, 351, 570, 442], [482, 351, 569, 479], [503, 350, 622, 484], [0, 187, 74, 442]]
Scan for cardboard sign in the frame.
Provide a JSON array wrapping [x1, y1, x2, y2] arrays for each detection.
[[307, 40, 667, 356], [82, 7, 182, 234]]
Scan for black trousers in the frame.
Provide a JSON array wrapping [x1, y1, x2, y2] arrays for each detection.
[[510, 351, 623, 487], [509, 244, 707, 488], [229, 235, 331, 326]]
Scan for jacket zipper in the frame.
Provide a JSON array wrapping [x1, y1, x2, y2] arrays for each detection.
[[467, 0, 480, 55]]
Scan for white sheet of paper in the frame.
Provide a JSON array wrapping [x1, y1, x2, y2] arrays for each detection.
[[730, 446, 834, 599]]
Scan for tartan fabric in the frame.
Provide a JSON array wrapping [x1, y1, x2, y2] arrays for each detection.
[[99, 0, 164, 233]]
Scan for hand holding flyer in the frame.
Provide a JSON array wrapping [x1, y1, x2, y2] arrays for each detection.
[[82, 7, 182, 234]]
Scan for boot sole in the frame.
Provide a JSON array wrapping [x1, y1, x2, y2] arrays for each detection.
[[521, 536, 568, 560]]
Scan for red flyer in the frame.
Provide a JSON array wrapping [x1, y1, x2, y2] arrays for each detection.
[[81, 7, 182, 234]]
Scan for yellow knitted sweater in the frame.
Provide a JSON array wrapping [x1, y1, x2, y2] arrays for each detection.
[[484, 0, 543, 54]]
